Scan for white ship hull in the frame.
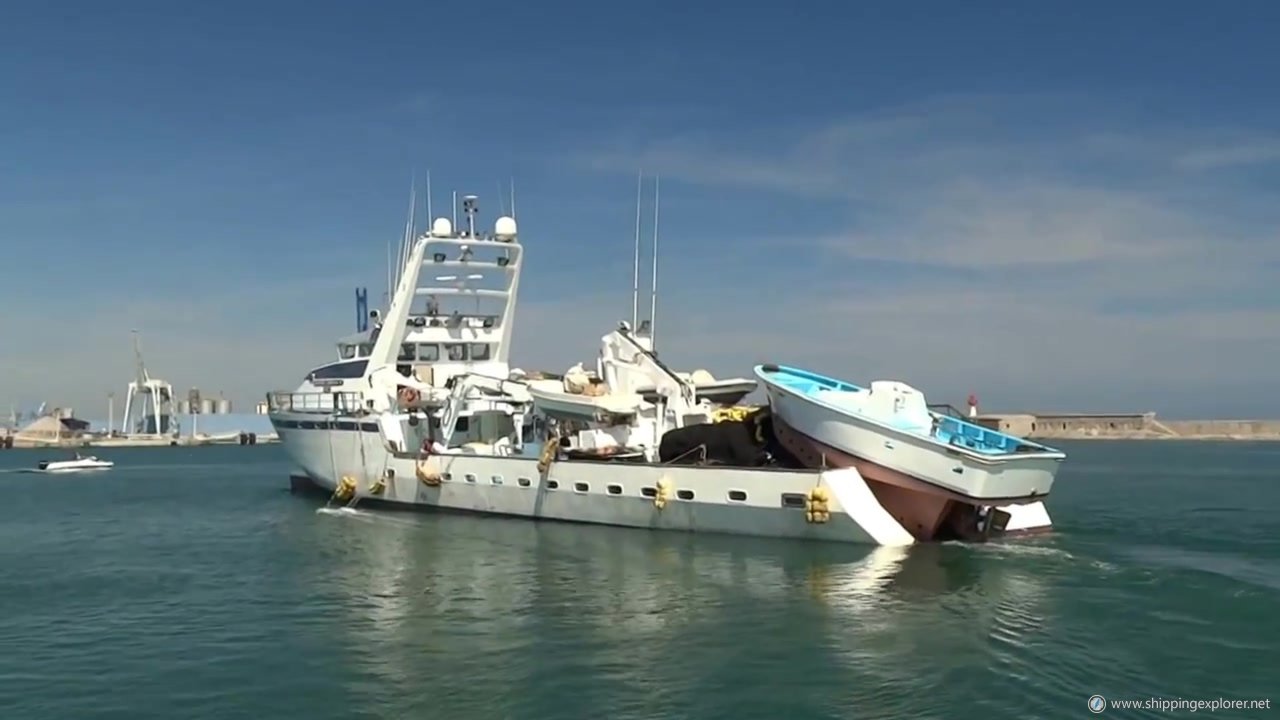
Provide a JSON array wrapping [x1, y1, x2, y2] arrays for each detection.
[[272, 415, 1051, 546]]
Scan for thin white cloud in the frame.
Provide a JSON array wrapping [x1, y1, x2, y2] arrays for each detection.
[[501, 282, 1280, 418], [1176, 139, 1280, 170], [817, 180, 1211, 268], [0, 277, 361, 417], [7, 94, 1277, 419], [570, 95, 1280, 416]]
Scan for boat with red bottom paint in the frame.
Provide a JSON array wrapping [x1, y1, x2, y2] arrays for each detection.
[[755, 364, 1066, 541]]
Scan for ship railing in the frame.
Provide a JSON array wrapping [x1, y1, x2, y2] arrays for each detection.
[[266, 391, 366, 415], [928, 403, 968, 420]]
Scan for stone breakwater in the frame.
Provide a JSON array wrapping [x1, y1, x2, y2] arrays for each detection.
[[974, 412, 1280, 441]]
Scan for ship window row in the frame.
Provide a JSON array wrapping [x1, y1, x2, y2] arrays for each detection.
[[424, 474, 766, 505], [406, 313, 502, 330], [341, 342, 493, 362], [403, 343, 492, 362]]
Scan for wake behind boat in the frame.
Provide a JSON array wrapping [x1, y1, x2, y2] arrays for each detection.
[[37, 453, 115, 473], [755, 363, 1065, 541]]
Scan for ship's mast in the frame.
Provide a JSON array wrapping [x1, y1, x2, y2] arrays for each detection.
[[631, 171, 642, 330], [649, 175, 661, 352]]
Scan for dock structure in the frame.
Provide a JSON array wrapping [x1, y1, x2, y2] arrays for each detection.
[[0, 426, 278, 450], [974, 412, 1280, 441], [2, 408, 91, 448]]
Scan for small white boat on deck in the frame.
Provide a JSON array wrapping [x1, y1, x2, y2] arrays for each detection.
[[755, 364, 1065, 541], [639, 372, 757, 408], [526, 365, 645, 420], [37, 453, 114, 473]]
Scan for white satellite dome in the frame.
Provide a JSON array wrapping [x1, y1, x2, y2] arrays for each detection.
[[494, 215, 518, 239], [430, 217, 453, 237]]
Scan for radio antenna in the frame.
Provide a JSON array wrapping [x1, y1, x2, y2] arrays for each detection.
[[631, 170, 643, 330], [648, 175, 661, 351]]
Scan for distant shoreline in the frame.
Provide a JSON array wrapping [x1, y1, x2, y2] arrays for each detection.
[[1027, 433, 1280, 442], [975, 411, 1280, 442]]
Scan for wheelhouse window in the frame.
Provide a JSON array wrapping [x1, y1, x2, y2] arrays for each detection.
[[307, 359, 368, 380], [357, 343, 373, 357], [417, 343, 440, 362], [445, 343, 468, 361], [398, 343, 416, 361], [470, 343, 492, 361], [338, 344, 357, 360]]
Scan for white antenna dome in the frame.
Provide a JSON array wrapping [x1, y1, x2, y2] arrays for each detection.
[[494, 216, 517, 239], [431, 217, 453, 237]]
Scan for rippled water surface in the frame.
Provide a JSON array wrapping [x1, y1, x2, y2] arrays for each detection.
[[1, 442, 1276, 719]]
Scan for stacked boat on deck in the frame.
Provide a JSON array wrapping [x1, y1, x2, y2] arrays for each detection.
[[754, 365, 1063, 541], [268, 187, 1066, 546]]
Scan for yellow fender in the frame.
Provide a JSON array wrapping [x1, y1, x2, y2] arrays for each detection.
[[536, 438, 557, 475], [654, 476, 674, 510], [711, 405, 763, 424], [416, 458, 442, 486], [805, 485, 831, 524], [335, 475, 358, 502]]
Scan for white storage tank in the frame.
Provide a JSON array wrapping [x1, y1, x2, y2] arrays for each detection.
[[199, 399, 215, 415], [216, 399, 232, 414]]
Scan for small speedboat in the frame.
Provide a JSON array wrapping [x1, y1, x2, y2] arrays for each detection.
[[37, 454, 114, 473]]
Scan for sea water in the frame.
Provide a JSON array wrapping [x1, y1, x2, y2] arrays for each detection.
[[0, 441, 1275, 719]]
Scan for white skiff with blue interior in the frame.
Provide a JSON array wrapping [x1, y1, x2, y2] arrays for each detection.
[[755, 364, 1066, 502]]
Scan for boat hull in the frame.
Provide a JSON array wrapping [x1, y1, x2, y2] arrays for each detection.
[[38, 460, 114, 473], [760, 380, 1061, 503], [271, 413, 1050, 545]]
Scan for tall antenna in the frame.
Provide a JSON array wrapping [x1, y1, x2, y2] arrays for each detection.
[[649, 175, 661, 351], [405, 180, 417, 272], [426, 170, 433, 224], [408, 182, 417, 272], [451, 190, 458, 231], [395, 176, 416, 293], [497, 181, 508, 215], [631, 170, 643, 330], [509, 177, 516, 219]]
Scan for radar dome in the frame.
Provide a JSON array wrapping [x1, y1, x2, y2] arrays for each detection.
[[494, 216, 518, 239], [431, 217, 453, 237]]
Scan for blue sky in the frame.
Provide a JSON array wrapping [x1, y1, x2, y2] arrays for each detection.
[[3, 1, 1279, 419]]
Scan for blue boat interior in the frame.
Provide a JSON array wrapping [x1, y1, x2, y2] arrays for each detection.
[[755, 364, 1062, 457]]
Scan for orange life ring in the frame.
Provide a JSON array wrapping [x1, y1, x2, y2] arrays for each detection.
[[398, 387, 420, 405]]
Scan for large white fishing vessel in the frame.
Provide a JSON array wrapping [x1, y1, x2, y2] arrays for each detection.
[[268, 186, 1051, 545]]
